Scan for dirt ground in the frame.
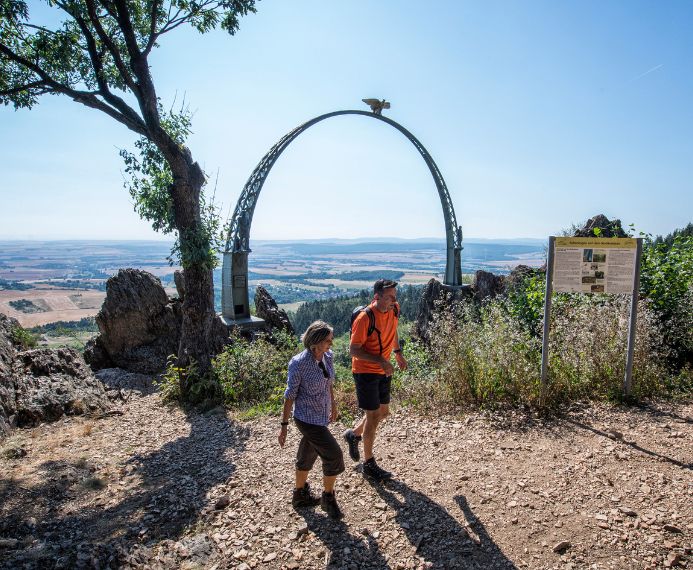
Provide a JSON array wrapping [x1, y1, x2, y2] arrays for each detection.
[[0, 386, 690, 569]]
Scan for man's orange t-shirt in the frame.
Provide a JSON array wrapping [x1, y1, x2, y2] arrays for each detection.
[[351, 301, 400, 374]]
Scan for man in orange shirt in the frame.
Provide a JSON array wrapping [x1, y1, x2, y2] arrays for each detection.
[[343, 279, 407, 480]]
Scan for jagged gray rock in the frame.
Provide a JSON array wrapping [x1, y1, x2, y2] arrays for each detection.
[[415, 271, 511, 341], [84, 269, 182, 374], [254, 285, 294, 335], [13, 348, 110, 427], [174, 270, 185, 301], [0, 314, 19, 435], [472, 270, 506, 302], [414, 278, 472, 342], [0, 314, 110, 436], [573, 214, 628, 238], [506, 264, 544, 292]]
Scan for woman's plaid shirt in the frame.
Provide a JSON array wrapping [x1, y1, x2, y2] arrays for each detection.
[[284, 349, 334, 426]]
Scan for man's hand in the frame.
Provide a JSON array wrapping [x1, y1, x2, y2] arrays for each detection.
[[278, 425, 288, 447], [380, 357, 395, 376], [395, 351, 408, 371], [330, 402, 338, 423]]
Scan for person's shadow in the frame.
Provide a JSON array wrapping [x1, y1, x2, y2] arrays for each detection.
[[297, 507, 389, 569], [367, 478, 517, 569]]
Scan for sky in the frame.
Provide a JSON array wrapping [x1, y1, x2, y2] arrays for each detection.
[[1, 0, 691, 242]]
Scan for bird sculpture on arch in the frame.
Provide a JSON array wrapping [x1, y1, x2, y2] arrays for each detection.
[[362, 98, 390, 115]]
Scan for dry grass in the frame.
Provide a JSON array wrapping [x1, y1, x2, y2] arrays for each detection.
[[402, 296, 681, 410], [81, 422, 94, 437]]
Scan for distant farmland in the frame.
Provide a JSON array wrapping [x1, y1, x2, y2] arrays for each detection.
[[0, 286, 105, 327], [0, 239, 545, 325]]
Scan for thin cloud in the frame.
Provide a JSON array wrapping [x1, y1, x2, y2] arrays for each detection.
[[630, 64, 664, 82]]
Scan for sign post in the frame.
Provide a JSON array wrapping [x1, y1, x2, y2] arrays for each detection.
[[623, 239, 644, 396], [540, 237, 555, 395], [540, 237, 642, 397]]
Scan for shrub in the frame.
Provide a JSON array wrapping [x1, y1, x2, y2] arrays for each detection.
[[426, 300, 541, 408], [506, 271, 546, 336], [545, 294, 668, 404], [156, 355, 184, 403], [10, 325, 38, 350], [213, 330, 299, 411], [400, 293, 675, 411], [639, 234, 693, 366]]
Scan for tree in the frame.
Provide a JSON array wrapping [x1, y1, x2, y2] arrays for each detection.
[[0, 0, 257, 402]]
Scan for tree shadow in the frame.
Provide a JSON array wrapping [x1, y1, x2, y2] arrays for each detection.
[[296, 507, 389, 569], [563, 417, 692, 470], [367, 478, 517, 569], [95, 367, 158, 397], [632, 401, 693, 424], [0, 407, 249, 568]]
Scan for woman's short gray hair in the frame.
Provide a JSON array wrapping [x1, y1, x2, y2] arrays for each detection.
[[302, 320, 333, 349]]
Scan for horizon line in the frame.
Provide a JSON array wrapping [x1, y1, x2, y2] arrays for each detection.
[[0, 235, 547, 243]]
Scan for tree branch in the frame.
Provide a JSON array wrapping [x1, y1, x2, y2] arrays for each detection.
[[143, 0, 162, 56], [158, 1, 220, 35], [70, 9, 143, 129], [0, 80, 50, 97], [83, 0, 137, 92], [111, 0, 161, 129], [111, 0, 143, 62], [23, 23, 60, 36], [0, 43, 148, 137]]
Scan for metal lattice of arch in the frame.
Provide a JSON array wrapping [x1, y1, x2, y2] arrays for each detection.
[[222, 109, 463, 322]]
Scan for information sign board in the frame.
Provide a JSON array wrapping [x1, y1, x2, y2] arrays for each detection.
[[553, 237, 637, 294]]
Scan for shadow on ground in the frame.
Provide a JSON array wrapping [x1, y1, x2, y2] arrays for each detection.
[[297, 507, 389, 569], [0, 408, 249, 568], [367, 478, 517, 569], [563, 417, 692, 470]]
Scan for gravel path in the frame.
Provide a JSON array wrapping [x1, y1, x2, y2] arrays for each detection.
[[1, 386, 691, 569]]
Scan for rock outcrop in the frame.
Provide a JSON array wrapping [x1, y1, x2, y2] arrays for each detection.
[[415, 270, 522, 341], [414, 279, 472, 342], [254, 285, 294, 336], [472, 270, 506, 302], [0, 314, 110, 436], [573, 214, 628, 238], [0, 314, 18, 436], [84, 269, 182, 374]]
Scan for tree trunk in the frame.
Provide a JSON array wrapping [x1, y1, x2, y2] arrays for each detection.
[[178, 261, 219, 403], [168, 155, 222, 405]]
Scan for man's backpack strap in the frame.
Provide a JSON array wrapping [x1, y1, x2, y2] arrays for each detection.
[[352, 302, 399, 355], [350, 305, 383, 355], [363, 306, 383, 355]]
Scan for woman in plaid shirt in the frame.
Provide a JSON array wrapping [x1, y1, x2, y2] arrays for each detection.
[[278, 320, 345, 519]]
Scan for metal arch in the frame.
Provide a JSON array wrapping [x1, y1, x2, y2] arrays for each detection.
[[222, 110, 463, 321]]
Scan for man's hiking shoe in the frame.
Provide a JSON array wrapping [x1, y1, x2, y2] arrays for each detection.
[[320, 491, 344, 520], [343, 429, 361, 462], [362, 458, 392, 481], [292, 483, 320, 508]]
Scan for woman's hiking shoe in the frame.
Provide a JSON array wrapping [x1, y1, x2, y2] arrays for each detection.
[[320, 491, 344, 520], [362, 458, 392, 481], [292, 483, 320, 508], [343, 429, 361, 461]]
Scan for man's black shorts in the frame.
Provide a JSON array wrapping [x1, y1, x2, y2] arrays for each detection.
[[353, 373, 391, 411]]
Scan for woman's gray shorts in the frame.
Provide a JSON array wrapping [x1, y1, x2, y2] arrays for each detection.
[[294, 418, 345, 476]]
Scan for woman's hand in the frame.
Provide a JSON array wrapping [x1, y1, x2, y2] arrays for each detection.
[[278, 424, 288, 447]]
